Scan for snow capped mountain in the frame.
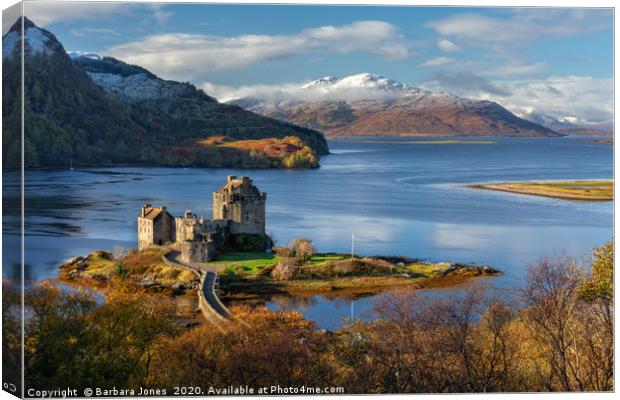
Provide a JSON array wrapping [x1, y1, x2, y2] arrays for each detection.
[[229, 73, 561, 137], [302, 76, 338, 88], [2, 17, 63, 59], [301, 73, 411, 94], [2, 17, 329, 168], [334, 73, 406, 91]]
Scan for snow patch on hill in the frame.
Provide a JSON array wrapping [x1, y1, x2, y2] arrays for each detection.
[[2, 27, 56, 59], [87, 71, 195, 101]]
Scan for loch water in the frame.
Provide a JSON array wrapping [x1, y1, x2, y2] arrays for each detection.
[[2, 136, 613, 329]]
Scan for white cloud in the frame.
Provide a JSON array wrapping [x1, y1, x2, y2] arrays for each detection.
[[497, 76, 613, 125], [423, 74, 612, 124], [21, 2, 172, 28], [23, 2, 132, 26], [437, 39, 459, 52], [151, 5, 174, 24], [202, 77, 407, 103], [70, 27, 121, 37], [492, 61, 548, 76], [106, 21, 410, 79], [420, 56, 456, 67], [427, 9, 611, 52], [208, 72, 611, 125]]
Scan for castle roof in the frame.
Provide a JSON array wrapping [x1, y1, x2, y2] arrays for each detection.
[[140, 206, 170, 221], [217, 175, 260, 194]]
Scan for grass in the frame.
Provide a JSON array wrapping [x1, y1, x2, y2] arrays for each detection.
[[83, 252, 116, 277], [213, 252, 279, 277], [471, 180, 613, 201], [307, 253, 349, 265], [61, 248, 199, 289], [407, 262, 452, 278], [218, 252, 351, 278], [218, 252, 491, 299]]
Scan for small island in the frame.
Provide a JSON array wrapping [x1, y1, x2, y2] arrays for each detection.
[[583, 139, 613, 144], [59, 175, 500, 322], [470, 180, 613, 201]]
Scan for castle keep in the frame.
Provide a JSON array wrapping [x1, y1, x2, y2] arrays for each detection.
[[137, 176, 267, 263]]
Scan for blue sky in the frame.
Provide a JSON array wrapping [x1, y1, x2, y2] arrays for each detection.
[[18, 2, 615, 123]]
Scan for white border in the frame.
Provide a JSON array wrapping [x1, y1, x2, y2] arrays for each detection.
[[0, 1, 616, 400]]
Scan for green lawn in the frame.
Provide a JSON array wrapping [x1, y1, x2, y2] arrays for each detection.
[[307, 253, 349, 264], [213, 252, 279, 276], [216, 251, 453, 281], [406, 262, 451, 278], [216, 252, 351, 277]]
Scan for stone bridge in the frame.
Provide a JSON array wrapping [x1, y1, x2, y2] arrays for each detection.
[[162, 249, 234, 327]]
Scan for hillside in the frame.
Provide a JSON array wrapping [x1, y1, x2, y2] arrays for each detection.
[[2, 18, 328, 169], [3, 18, 147, 168], [229, 73, 562, 138]]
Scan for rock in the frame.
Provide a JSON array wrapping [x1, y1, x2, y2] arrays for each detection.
[[91, 274, 107, 282], [91, 250, 113, 260], [66, 270, 80, 280], [171, 281, 187, 292], [396, 262, 405, 268], [60, 256, 87, 271], [141, 276, 155, 284], [66, 256, 84, 264]]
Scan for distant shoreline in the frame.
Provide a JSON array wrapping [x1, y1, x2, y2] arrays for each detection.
[[352, 140, 497, 145], [469, 180, 613, 201]]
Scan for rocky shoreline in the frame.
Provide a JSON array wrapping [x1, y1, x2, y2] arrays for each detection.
[[59, 249, 200, 296]]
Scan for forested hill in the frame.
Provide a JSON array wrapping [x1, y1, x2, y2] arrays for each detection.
[[2, 18, 328, 169]]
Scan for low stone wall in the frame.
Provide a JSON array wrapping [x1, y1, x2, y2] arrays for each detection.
[[162, 250, 231, 325]]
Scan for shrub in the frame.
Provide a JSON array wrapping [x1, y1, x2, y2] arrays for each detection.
[[271, 258, 299, 281], [230, 233, 272, 252], [283, 146, 319, 169], [273, 245, 293, 258], [288, 238, 316, 261]]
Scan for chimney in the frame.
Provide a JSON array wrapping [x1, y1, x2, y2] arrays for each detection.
[[141, 204, 151, 217], [241, 176, 251, 185], [227, 175, 237, 182], [161, 206, 166, 212]]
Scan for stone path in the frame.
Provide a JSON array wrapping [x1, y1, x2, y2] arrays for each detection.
[[163, 250, 235, 325]]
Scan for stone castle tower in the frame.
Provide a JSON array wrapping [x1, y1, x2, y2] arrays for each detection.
[[137, 204, 175, 251], [212, 176, 266, 235], [138, 176, 267, 262]]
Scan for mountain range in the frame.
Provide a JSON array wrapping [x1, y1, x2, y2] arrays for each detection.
[[229, 73, 564, 137], [2, 18, 328, 169]]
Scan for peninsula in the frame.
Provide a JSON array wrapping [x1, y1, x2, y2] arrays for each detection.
[[470, 180, 613, 201]]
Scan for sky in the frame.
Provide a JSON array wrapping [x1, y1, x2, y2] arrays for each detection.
[[12, 2, 615, 124]]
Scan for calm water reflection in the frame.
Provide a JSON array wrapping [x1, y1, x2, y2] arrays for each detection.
[[2, 136, 613, 329]]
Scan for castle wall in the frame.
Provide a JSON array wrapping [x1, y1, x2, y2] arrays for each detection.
[[137, 207, 175, 250], [212, 176, 266, 236], [179, 240, 216, 263], [154, 213, 175, 245], [137, 219, 154, 251]]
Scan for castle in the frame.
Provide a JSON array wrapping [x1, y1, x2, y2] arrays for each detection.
[[137, 176, 267, 263]]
